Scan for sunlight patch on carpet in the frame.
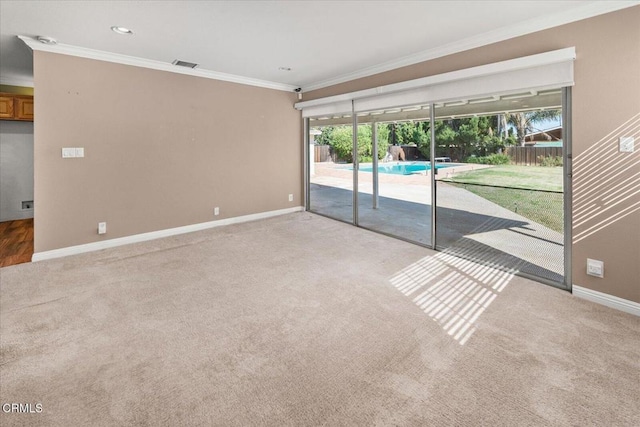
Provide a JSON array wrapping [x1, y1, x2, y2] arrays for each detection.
[[390, 244, 518, 345]]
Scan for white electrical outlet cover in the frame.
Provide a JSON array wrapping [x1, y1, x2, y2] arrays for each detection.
[[619, 137, 634, 153], [98, 222, 107, 234], [586, 258, 604, 278], [62, 147, 75, 158], [75, 147, 85, 157]]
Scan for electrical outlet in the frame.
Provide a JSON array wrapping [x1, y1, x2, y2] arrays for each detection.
[[62, 147, 75, 158], [75, 147, 85, 157], [586, 258, 604, 278], [619, 137, 635, 153], [288, 194, 294, 202], [214, 207, 219, 216], [98, 222, 107, 235]]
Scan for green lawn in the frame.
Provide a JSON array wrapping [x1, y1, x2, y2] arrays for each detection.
[[443, 165, 563, 191], [442, 165, 564, 233]]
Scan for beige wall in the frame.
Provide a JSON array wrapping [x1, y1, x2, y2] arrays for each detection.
[[34, 52, 302, 252], [306, 7, 640, 303]]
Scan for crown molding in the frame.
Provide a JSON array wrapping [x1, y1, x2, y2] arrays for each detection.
[[18, 36, 298, 93], [302, 1, 639, 92]]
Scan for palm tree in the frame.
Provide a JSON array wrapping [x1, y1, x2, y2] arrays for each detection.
[[505, 109, 561, 146]]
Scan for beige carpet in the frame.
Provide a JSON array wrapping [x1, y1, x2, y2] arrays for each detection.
[[1, 212, 638, 426]]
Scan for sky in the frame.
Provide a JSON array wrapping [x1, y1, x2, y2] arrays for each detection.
[[532, 117, 562, 132]]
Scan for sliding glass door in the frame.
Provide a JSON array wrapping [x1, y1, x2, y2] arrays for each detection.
[[307, 119, 354, 224], [433, 90, 566, 286], [355, 108, 433, 245], [305, 87, 571, 289]]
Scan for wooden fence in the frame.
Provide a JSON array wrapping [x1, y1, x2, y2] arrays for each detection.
[[506, 146, 562, 165], [313, 145, 332, 162]]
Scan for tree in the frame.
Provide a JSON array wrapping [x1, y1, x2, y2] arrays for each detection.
[[357, 124, 389, 161], [423, 117, 498, 161], [507, 109, 561, 146], [316, 124, 389, 163], [434, 120, 456, 157], [385, 122, 428, 147], [314, 126, 334, 145], [316, 109, 550, 162], [325, 126, 353, 162]]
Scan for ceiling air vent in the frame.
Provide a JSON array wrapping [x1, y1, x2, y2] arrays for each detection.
[[172, 60, 198, 69]]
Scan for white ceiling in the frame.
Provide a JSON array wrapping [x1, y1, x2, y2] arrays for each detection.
[[1, 1, 637, 91]]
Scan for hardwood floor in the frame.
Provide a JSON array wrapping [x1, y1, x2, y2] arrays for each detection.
[[0, 218, 34, 267]]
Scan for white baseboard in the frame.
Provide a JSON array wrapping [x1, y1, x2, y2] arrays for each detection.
[[573, 285, 640, 316], [32, 206, 304, 262]]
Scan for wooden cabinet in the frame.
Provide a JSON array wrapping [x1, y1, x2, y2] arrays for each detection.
[[0, 95, 14, 119], [14, 96, 34, 120], [0, 93, 34, 121]]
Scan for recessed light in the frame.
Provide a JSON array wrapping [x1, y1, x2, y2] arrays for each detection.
[[36, 36, 57, 45], [278, 67, 292, 71], [111, 26, 133, 35]]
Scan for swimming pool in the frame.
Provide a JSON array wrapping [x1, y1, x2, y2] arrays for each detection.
[[356, 161, 457, 175]]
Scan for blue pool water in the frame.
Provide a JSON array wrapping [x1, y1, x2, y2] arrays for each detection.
[[356, 161, 456, 175]]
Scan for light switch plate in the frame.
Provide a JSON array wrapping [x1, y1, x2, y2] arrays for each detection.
[[62, 147, 75, 158], [619, 137, 634, 153], [75, 147, 85, 157], [98, 222, 107, 235], [586, 258, 604, 278]]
